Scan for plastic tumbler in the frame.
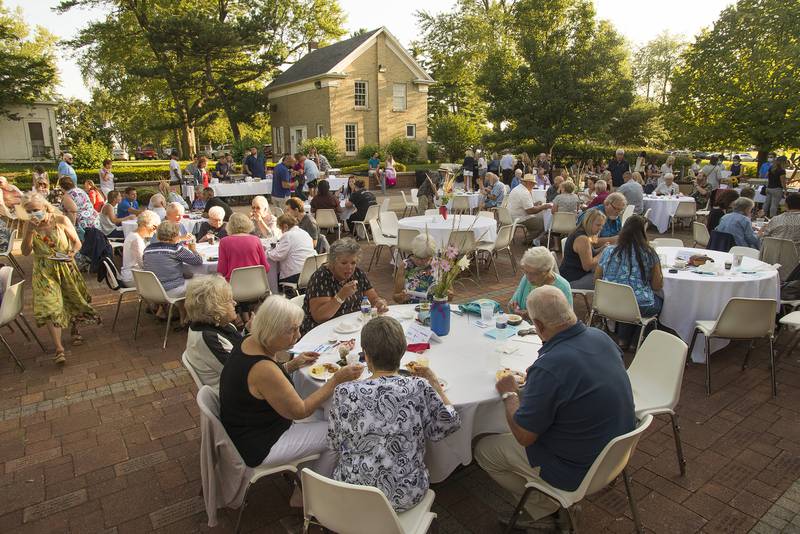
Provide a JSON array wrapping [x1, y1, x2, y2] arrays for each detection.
[[480, 302, 494, 324]]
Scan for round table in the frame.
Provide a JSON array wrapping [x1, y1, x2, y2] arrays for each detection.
[[293, 305, 542, 483], [642, 195, 696, 234], [445, 193, 481, 212], [656, 246, 780, 362], [189, 239, 280, 293], [121, 216, 205, 238], [531, 188, 548, 204], [397, 215, 497, 249]]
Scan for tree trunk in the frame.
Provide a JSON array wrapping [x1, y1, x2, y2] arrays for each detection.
[[178, 110, 197, 159], [226, 111, 241, 142]]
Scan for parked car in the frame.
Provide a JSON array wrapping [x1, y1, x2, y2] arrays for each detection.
[[112, 148, 129, 161], [197, 144, 213, 158], [732, 153, 755, 162], [212, 144, 233, 159], [134, 146, 157, 160]]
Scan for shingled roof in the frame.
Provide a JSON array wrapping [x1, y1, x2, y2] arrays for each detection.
[[267, 29, 382, 90]]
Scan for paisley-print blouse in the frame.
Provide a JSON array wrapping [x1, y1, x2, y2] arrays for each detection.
[[327, 375, 461, 511]]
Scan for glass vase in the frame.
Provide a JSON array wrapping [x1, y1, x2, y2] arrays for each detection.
[[430, 297, 451, 336]]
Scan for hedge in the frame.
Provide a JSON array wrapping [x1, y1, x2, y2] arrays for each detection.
[[339, 162, 407, 174]]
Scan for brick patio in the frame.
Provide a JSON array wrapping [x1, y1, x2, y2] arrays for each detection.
[[0, 196, 798, 533]]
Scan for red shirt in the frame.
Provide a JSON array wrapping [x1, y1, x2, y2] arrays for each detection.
[[586, 191, 609, 209], [216, 234, 270, 281]]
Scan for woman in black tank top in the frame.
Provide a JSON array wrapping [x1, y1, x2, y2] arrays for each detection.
[[560, 208, 609, 290]]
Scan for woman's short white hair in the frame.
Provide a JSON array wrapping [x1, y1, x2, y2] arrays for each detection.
[[207, 206, 225, 219], [526, 286, 576, 327], [166, 202, 184, 216], [185, 275, 233, 326], [595, 179, 608, 192], [137, 210, 160, 228], [732, 197, 754, 213], [226, 212, 254, 234], [156, 220, 180, 242], [251, 195, 268, 209], [411, 234, 436, 259], [663, 173, 675, 181], [250, 295, 305, 349], [520, 246, 555, 273]]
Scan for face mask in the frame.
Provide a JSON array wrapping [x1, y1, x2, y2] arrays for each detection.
[[768, 158, 774, 162], [30, 210, 45, 222]]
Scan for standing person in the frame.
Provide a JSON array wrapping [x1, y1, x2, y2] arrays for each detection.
[[617, 171, 644, 214], [764, 156, 788, 218], [728, 155, 744, 181], [194, 156, 210, 189], [98, 190, 135, 239], [507, 174, 552, 245], [300, 153, 320, 197], [417, 171, 441, 213], [690, 157, 702, 178], [477, 150, 488, 187], [244, 147, 266, 179], [212, 155, 230, 181], [607, 149, 629, 189], [701, 155, 723, 189], [169, 150, 182, 183], [83, 180, 105, 212], [368, 153, 383, 195], [759, 152, 776, 179], [660, 155, 675, 179], [463, 149, 476, 191], [271, 154, 296, 202], [475, 286, 634, 531], [99, 159, 115, 196], [487, 152, 500, 175], [500, 150, 515, 186], [20, 193, 99, 364], [57, 153, 78, 183], [59, 177, 100, 240], [184, 154, 199, 179]]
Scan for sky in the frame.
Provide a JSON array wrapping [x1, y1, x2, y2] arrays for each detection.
[[7, 0, 736, 101]]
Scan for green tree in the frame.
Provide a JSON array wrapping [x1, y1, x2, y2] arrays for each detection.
[[487, 0, 635, 153], [0, 1, 57, 118], [56, 98, 114, 149], [668, 0, 800, 165], [608, 97, 669, 149], [430, 114, 484, 162], [634, 32, 687, 105]]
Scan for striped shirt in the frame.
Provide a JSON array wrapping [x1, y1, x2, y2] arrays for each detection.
[[142, 242, 203, 290], [762, 211, 800, 253]]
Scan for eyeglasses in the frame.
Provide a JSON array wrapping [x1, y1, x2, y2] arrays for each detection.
[[611, 203, 625, 212]]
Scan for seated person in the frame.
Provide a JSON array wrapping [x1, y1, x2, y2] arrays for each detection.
[[300, 237, 388, 335], [202, 187, 233, 220], [510, 168, 523, 190], [576, 193, 627, 245], [219, 295, 363, 486], [191, 190, 206, 211], [120, 210, 160, 287], [596, 215, 663, 349], [195, 206, 227, 243], [217, 213, 270, 281], [691, 174, 711, 209], [159, 180, 189, 210], [480, 172, 505, 209], [551, 180, 580, 214], [654, 173, 680, 196], [561, 208, 608, 290], [147, 193, 168, 220], [212, 155, 230, 181], [284, 197, 319, 248], [250, 195, 280, 239], [761, 192, 800, 252], [585, 179, 609, 209], [509, 247, 572, 318], [117, 187, 143, 217], [393, 234, 436, 304], [716, 197, 761, 249], [507, 174, 552, 241], [476, 286, 635, 531], [706, 189, 739, 232], [161, 202, 194, 244], [545, 176, 563, 203], [328, 316, 461, 511], [309, 180, 341, 215], [267, 214, 315, 287], [98, 190, 135, 239], [535, 167, 550, 188], [617, 171, 644, 214], [183, 275, 242, 390], [345, 179, 377, 224]]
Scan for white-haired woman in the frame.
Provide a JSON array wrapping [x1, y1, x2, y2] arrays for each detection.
[[655, 173, 680, 196], [301, 237, 388, 334], [660, 155, 675, 179], [147, 192, 167, 220], [508, 247, 573, 318], [250, 195, 280, 239], [194, 206, 227, 243], [219, 295, 363, 504], [217, 212, 270, 282], [393, 233, 436, 304], [184, 275, 242, 389], [120, 210, 160, 287], [20, 192, 99, 364]]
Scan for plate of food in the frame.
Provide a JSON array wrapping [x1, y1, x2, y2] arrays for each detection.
[[47, 252, 72, 262], [334, 321, 361, 334], [506, 314, 523, 326], [496, 368, 526, 386], [405, 362, 448, 390], [309, 362, 339, 381]]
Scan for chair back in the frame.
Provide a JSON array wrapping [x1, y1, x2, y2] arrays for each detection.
[[301, 469, 406, 534], [551, 211, 577, 234], [711, 298, 777, 339], [495, 225, 513, 250], [397, 229, 419, 256], [379, 211, 399, 237], [707, 231, 735, 252], [652, 238, 684, 248], [642, 208, 652, 231], [620, 204, 635, 226], [298, 253, 327, 290], [627, 331, 688, 416], [729, 246, 759, 259], [0, 281, 25, 328], [761, 237, 799, 281], [478, 210, 495, 219], [290, 294, 305, 307], [131, 270, 170, 304], [230, 265, 270, 303], [315, 209, 339, 230], [181, 352, 205, 389], [270, 205, 284, 217], [452, 195, 470, 213], [363, 204, 381, 225], [578, 414, 653, 499], [448, 230, 476, 254], [692, 222, 710, 247], [0, 265, 13, 293], [368, 219, 384, 242], [593, 280, 642, 323], [674, 201, 697, 219], [410, 188, 419, 203], [551, 251, 560, 274], [496, 207, 513, 226], [380, 197, 391, 213], [400, 191, 409, 206]]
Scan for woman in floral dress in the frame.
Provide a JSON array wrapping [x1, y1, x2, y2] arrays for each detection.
[[20, 193, 99, 364], [393, 233, 436, 304], [59, 176, 99, 241]]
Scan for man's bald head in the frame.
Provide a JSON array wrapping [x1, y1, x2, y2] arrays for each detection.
[[526, 285, 577, 340]]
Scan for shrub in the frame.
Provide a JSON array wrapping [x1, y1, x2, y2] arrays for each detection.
[[75, 168, 169, 184], [300, 136, 341, 162], [71, 139, 111, 170], [430, 114, 483, 162], [385, 137, 420, 164], [339, 162, 406, 174], [232, 136, 267, 162], [357, 144, 384, 160]]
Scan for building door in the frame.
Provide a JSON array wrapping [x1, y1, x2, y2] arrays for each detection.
[[290, 126, 306, 154], [27, 122, 46, 157]]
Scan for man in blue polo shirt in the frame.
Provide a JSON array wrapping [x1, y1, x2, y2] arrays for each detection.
[[475, 286, 635, 531], [576, 192, 626, 245], [271, 154, 296, 200], [244, 147, 266, 179]]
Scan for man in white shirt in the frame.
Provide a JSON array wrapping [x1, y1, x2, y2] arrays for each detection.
[[507, 174, 552, 243], [267, 214, 315, 290], [500, 150, 516, 186], [654, 173, 680, 196], [169, 150, 181, 182]]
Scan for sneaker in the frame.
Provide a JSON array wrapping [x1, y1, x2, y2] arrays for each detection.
[[498, 511, 558, 531]]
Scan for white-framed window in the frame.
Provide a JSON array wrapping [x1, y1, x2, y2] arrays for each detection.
[[392, 83, 407, 111], [345, 124, 357, 154], [405, 124, 416, 139], [317, 124, 325, 137], [354, 81, 367, 108]]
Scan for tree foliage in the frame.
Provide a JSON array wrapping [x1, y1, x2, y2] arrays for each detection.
[[300, 136, 340, 162], [0, 1, 58, 118], [667, 0, 800, 158], [430, 114, 484, 161], [71, 138, 111, 170], [56, 97, 114, 149], [633, 32, 687, 105]]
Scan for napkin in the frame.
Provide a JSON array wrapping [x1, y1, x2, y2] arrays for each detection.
[[406, 343, 430, 353]]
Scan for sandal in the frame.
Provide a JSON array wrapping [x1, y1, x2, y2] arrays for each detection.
[[71, 334, 84, 346], [53, 351, 66, 364]]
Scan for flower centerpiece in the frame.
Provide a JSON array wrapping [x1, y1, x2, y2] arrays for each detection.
[[428, 244, 471, 336], [438, 171, 457, 219]]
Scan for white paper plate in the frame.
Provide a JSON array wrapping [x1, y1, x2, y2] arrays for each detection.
[[309, 363, 339, 381], [334, 321, 361, 334]]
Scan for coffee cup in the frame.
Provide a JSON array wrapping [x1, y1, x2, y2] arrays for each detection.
[[674, 259, 687, 269]]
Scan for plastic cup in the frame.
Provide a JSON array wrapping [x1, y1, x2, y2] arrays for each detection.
[[480, 302, 494, 324], [416, 356, 430, 368]]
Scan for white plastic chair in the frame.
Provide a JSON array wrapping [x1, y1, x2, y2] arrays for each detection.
[[692, 221, 710, 248], [315, 208, 340, 240], [0, 280, 45, 370], [652, 238, 684, 248], [627, 330, 689, 476], [196, 386, 319, 534], [397, 228, 420, 259], [379, 211, 399, 238], [761, 237, 799, 282], [588, 280, 658, 351], [779, 311, 800, 359], [410, 188, 419, 207], [351, 204, 380, 242], [546, 211, 577, 250], [561, 237, 593, 320], [281, 254, 327, 295], [688, 297, 777, 396], [477, 224, 515, 280], [670, 201, 696, 235], [0, 229, 24, 277], [620, 204, 635, 226], [290, 294, 305, 307], [477, 210, 495, 220], [131, 269, 185, 349], [301, 468, 436, 534], [230, 265, 271, 306], [495, 206, 513, 227], [400, 191, 418, 217], [696, 197, 711, 220], [451, 195, 470, 214], [380, 197, 391, 213], [367, 219, 397, 271], [729, 246, 759, 260], [505, 414, 653, 534], [642, 208, 652, 232], [103, 260, 138, 332], [181, 352, 205, 390], [424, 209, 439, 217]]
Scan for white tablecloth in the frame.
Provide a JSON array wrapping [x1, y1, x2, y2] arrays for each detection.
[[293, 305, 543, 482], [446, 193, 481, 211], [643, 195, 696, 233], [189, 240, 279, 293], [656, 247, 780, 362], [323, 177, 348, 191], [397, 215, 497, 248], [531, 188, 548, 203], [121, 217, 205, 238]]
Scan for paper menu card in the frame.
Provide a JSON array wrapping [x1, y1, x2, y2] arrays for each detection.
[[405, 323, 441, 345]]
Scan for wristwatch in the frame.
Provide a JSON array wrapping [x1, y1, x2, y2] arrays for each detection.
[[501, 392, 518, 401], [334, 294, 344, 304]]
